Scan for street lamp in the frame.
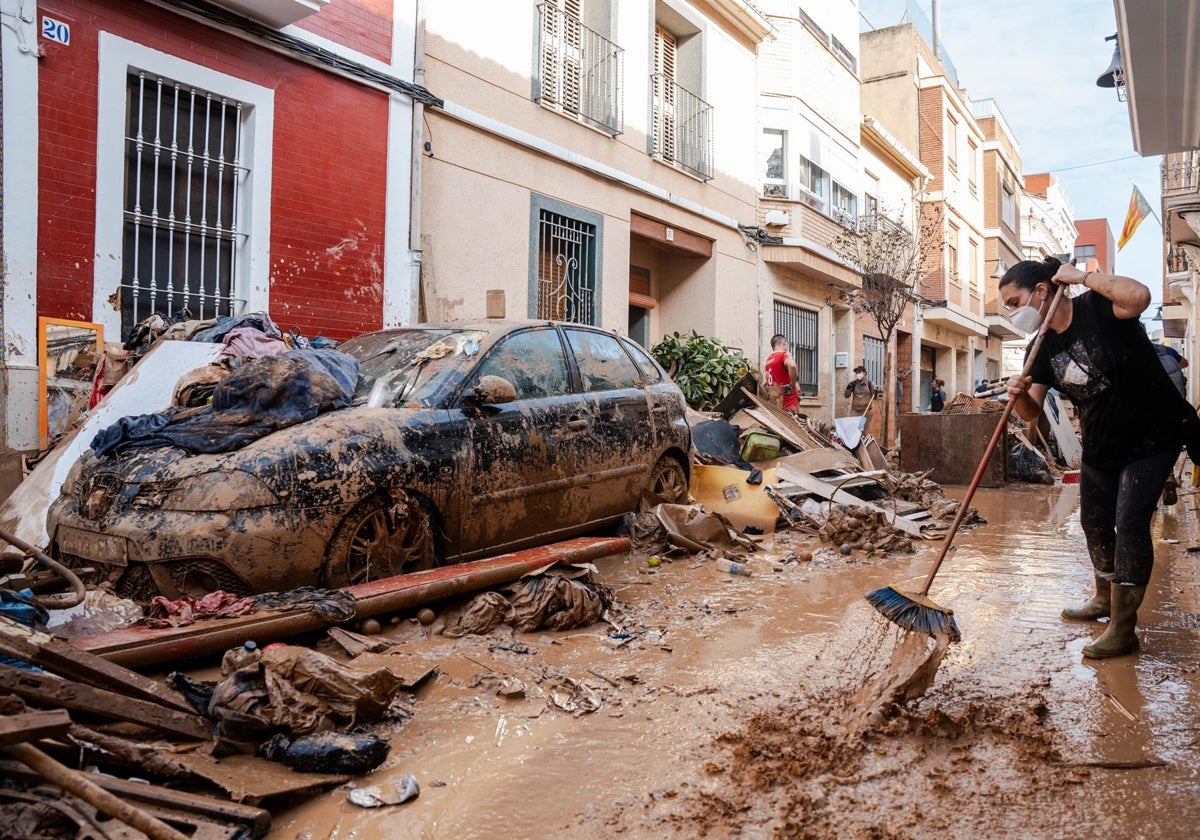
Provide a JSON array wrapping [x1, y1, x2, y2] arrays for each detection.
[[990, 258, 1008, 280], [1096, 34, 1127, 102]]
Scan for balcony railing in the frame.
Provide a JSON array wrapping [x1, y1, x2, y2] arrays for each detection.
[[1168, 245, 1191, 275], [1162, 154, 1200, 198], [535, 4, 624, 135], [856, 212, 912, 242], [650, 73, 712, 181]]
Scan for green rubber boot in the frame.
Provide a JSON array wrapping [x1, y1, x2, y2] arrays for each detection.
[[1062, 575, 1110, 621], [1082, 584, 1146, 659]]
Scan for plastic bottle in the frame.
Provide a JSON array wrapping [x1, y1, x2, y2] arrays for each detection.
[[221, 640, 260, 675], [715, 557, 752, 577]]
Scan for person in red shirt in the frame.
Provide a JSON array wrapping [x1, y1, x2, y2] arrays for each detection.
[[764, 334, 799, 412]]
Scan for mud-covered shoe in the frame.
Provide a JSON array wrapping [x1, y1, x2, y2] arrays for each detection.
[[1062, 575, 1110, 621], [1082, 584, 1146, 659]]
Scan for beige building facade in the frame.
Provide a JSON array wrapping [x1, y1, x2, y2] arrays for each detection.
[[419, 0, 771, 358], [861, 24, 999, 404]]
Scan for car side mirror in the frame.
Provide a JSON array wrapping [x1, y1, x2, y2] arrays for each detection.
[[468, 375, 517, 406]]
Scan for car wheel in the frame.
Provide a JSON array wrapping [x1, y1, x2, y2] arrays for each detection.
[[648, 455, 689, 503], [325, 493, 437, 587]]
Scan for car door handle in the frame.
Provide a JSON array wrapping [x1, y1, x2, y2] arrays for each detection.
[[566, 417, 589, 430]]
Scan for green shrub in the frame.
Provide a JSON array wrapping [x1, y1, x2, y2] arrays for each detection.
[[651, 330, 751, 410]]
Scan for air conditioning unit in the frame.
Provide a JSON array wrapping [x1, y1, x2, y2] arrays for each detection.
[[834, 352, 849, 369], [764, 209, 791, 227]]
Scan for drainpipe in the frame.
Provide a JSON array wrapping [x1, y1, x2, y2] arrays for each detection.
[[409, 0, 427, 323]]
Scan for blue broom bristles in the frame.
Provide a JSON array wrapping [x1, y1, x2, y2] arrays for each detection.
[[865, 585, 961, 643]]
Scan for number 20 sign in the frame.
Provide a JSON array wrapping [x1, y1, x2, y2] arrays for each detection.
[[42, 16, 71, 46]]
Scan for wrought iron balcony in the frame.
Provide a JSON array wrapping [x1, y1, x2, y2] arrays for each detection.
[[1167, 245, 1191, 275], [535, 4, 624, 136], [856, 212, 912, 242], [650, 73, 712, 181], [1162, 153, 1200, 199]]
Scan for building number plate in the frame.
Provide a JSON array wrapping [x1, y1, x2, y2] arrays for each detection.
[[42, 16, 71, 46]]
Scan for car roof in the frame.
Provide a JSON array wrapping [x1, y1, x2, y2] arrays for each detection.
[[357, 320, 624, 338]]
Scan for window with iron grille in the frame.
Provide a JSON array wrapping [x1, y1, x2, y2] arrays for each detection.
[[531, 196, 601, 325], [773, 300, 818, 396], [121, 71, 247, 334], [863, 335, 884, 386]]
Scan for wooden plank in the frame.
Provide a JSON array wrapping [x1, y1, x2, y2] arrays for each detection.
[[0, 616, 195, 714], [777, 448, 861, 474], [0, 664, 210, 741], [0, 709, 71, 746], [0, 760, 271, 836], [775, 463, 925, 537]]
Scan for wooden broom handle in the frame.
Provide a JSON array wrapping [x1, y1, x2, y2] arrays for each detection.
[[918, 282, 1068, 596]]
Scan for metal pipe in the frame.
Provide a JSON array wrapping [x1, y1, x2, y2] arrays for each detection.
[[3, 742, 190, 840], [0, 525, 85, 610], [72, 537, 629, 668]]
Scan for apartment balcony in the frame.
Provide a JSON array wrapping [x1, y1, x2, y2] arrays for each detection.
[[1162, 154, 1200, 246], [650, 74, 712, 181], [757, 198, 861, 291], [535, 4, 624, 136]]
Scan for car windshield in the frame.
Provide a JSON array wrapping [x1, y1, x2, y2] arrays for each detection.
[[340, 329, 488, 406]]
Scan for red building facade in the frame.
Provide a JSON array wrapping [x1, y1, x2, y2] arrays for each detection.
[[1, 0, 433, 487]]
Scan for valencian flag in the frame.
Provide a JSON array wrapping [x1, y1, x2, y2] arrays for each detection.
[[1117, 184, 1152, 250]]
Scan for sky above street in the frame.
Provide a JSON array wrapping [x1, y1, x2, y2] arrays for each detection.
[[857, 0, 1166, 316]]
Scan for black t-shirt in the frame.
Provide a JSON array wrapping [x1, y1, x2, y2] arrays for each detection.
[[1027, 290, 1182, 468]]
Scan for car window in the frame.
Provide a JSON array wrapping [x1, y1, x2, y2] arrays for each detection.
[[473, 329, 570, 399], [342, 329, 487, 406], [620, 337, 663, 384], [566, 329, 643, 392]]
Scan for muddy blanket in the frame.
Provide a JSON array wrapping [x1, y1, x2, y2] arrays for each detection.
[[90, 349, 359, 456], [445, 564, 613, 636]]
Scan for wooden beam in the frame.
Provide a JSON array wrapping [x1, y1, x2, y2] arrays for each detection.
[[0, 616, 194, 714], [0, 709, 71, 747], [0, 664, 211, 741]]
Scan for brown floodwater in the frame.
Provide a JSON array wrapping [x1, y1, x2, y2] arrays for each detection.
[[273, 482, 1200, 838]]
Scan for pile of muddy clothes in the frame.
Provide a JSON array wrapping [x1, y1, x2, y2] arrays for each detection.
[[87, 312, 359, 457]]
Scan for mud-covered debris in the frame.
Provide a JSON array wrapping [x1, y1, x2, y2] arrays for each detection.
[[818, 505, 913, 553], [551, 677, 602, 716], [349, 774, 420, 808], [882, 470, 980, 523], [261, 731, 389, 775]]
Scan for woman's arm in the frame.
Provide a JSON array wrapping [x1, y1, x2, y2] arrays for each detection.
[[1053, 262, 1150, 320]]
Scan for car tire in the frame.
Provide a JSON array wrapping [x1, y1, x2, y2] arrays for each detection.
[[324, 493, 438, 587], [648, 455, 689, 503]]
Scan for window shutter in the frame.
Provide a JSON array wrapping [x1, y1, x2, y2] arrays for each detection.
[[653, 26, 677, 162]]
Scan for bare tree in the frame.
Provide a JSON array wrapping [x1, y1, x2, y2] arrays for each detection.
[[830, 202, 939, 447]]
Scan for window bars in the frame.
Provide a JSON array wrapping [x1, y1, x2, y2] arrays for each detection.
[[774, 300, 819, 396], [536, 210, 596, 325], [535, 2, 624, 135], [121, 71, 248, 333]]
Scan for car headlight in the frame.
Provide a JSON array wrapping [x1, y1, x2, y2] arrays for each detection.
[[133, 471, 279, 511]]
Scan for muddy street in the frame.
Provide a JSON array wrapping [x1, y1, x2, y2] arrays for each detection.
[[270, 480, 1200, 838]]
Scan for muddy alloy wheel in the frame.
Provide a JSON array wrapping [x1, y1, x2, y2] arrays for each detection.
[[648, 455, 689, 503], [325, 494, 437, 587]]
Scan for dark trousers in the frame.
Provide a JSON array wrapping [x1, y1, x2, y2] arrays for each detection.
[[1080, 451, 1177, 586]]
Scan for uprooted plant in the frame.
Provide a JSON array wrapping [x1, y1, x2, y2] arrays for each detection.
[[651, 330, 751, 411]]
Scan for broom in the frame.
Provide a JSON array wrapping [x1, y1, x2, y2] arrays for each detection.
[[866, 282, 1068, 641]]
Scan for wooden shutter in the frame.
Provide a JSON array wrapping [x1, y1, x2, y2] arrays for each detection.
[[541, 0, 582, 113], [653, 26, 677, 162]]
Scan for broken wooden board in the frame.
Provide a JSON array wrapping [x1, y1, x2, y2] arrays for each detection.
[[689, 464, 779, 534], [0, 615, 195, 714], [742, 389, 834, 451], [168, 751, 349, 805], [0, 759, 270, 837], [775, 463, 926, 538], [0, 664, 211, 741], [863, 436, 889, 472], [776, 448, 861, 475], [0, 709, 71, 747]]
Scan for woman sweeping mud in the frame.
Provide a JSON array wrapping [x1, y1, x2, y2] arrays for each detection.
[[1001, 256, 1183, 658]]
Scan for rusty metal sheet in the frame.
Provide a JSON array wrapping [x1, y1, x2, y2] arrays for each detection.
[[899, 413, 1006, 487]]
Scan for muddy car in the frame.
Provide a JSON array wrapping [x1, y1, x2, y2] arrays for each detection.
[[46, 322, 692, 600]]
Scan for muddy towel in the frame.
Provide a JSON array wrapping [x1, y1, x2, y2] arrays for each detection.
[[90, 349, 359, 456], [253, 587, 356, 622]]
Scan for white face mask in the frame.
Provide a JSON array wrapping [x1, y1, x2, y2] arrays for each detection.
[[1008, 291, 1047, 335]]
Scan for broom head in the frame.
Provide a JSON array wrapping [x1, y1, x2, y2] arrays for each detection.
[[865, 585, 961, 643]]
